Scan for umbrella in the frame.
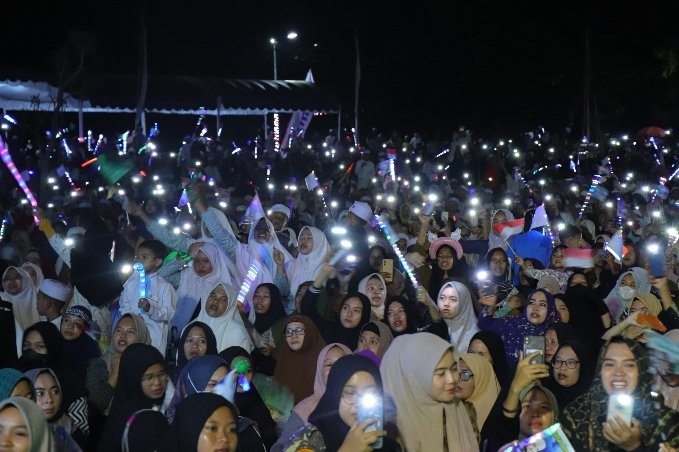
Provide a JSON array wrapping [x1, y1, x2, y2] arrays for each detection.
[[638, 126, 666, 137]]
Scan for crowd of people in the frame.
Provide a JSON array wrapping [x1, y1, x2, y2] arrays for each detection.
[[1, 122, 679, 451]]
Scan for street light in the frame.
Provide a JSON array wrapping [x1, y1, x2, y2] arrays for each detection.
[[270, 32, 298, 80]]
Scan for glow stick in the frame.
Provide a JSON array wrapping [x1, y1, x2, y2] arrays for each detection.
[[0, 217, 7, 241], [81, 157, 98, 168], [236, 260, 262, 312], [133, 263, 147, 298], [62, 138, 72, 158], [374, 215, 419, 288], [578, 174, 602, 218], [0, 136, 39, 224]]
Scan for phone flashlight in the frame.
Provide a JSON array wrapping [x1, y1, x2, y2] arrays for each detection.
[[476, 270, 489, 281]]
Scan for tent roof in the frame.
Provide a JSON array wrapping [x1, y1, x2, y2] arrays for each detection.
[[0, 72, 340, 115]]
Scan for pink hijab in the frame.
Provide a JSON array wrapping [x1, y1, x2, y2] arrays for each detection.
[[292, 342, 351, 422]]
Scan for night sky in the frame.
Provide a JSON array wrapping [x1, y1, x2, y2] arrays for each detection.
[[4, 1, 679, 139]]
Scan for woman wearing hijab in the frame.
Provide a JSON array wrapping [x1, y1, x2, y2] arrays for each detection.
[[478, 288, 558, 365], [195, 283, 253, 353], [483, 247, 515, 305], [272, 343, 351, 451], [467, 330, 509, 389], [415, 236, 472, 301], [562, 272, 609, 348], [172, 242, 235, 336], [562, 337, 679, 450], [384, 296, 417, 336], [357, 273, 387, 321], [356, 321, 394, 359], [602, 292, 664, 343], [21, 262, 45, 289], [17, 322, 65, 372], [544, 323, 578, 364], [0, 368, 34, 400], [171, 321, 218, 383], [164, 392, 239, 452], [0, 396, 53, 452], [24, 367, 84, 451], [166, 355, 227, 423], [381, 332, 479, 451], [306, 292, 372, 351], [281, 354, 398, 452], [603, 267, 651, 324], [99, 344, 170, 452], [542, 340, 595, 409], [244, 283, 286, 375], [1, 266, 39, 343], [436, 281, 479, 353], [104, 313, 151, 378], [488, 209, 515, 251], [455, 353, 501, 432], [198, 199, 293, 311], [274, 315, 326, 404], [286, 226, 330, 314], [218, 347, 278, 450], [120, 409, 169, 452]]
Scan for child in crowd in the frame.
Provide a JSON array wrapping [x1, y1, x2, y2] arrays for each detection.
[[36, 279, 72, 329], [119, 239, 177, 356]]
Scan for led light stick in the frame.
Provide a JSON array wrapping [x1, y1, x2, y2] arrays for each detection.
[[0, 136, 39, 225], [0, 217, 7, 241], [578, 174, 602, 218], [62, 138, 72, 158], [93, 134, 104, 155], [374, 214, 419, 288], [133, 263, 147, 314], [236, 260, 262, 312]]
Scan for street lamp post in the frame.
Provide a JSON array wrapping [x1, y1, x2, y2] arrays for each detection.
[[270, 38, 278, 80]]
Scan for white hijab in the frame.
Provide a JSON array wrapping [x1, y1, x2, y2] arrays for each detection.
[[21, 262, 44, 289], [195, 282, 253, 352], [358, 273, 387, 320], [172, 243, 234, 334], [437, 281, 479, 353], [1, 266, 39, 330], [235, 216, 293, 316], [286, 226, 329, 311], [201, 207, 238, 287], [488, 209, 514, 251]]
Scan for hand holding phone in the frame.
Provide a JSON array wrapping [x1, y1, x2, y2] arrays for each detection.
[[647, 242, 666, 277], [607, 393, 633, 426], [356, 392, 384, 449], [523, 336, 545, 365], [380, 259, 394, 284]]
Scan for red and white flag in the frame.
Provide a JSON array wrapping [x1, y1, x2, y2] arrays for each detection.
[[493, 219, 525, 241], [563, 248, 594, 268]]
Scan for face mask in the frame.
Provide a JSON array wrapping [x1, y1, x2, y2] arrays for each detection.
[[619, 286, 635, 301]]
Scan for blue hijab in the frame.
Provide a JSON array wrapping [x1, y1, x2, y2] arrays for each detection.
[[166, 355, 226, 423]]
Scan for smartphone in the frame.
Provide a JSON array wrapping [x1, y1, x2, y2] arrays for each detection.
[[607, 393, 633, 426], [357, 393, 383, 449], [523, 336, 545, 364], [380, 259, 394, 284], [647, 243, 665, 277]]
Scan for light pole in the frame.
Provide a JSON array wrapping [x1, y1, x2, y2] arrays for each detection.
[[270, 32, 297, 81]]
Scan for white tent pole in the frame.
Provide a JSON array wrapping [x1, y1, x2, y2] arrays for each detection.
[[78, 100, 84, 139]]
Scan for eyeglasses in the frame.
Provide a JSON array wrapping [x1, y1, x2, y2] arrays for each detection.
[[458, 370, 474, 381], [141, 369, 167, 383], [552, 359, 580, 369], [285, 327, 305, 337]]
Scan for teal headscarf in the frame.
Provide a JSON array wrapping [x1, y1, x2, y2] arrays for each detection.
[[0, 368, 34, 400]]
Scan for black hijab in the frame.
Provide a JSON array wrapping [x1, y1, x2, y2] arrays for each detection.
[[384, 296, 417, 336], [563, 278, 607, 349], [253, 283, 286, 334], [469, 330, 509, 387], [61, 325, 102, 385], [322, 293, 371, 351], [548, 323, 578, 352], [176, 321, 219, 371], [0, 298, 17, 367], [543, 340, 596, 409], [164, 392, 239, 452], [16, 321, 65, 371], [427, 245, 470, 300], [99, 344, 166, 452], [308, 354, 383, 452], [121, 409, 169, 452]]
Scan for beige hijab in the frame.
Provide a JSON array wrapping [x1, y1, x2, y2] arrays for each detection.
[[460, 353, 500, 430], [380, 333, 479, 452]]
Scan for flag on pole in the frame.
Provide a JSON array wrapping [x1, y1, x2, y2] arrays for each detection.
[[305, 171, 319, 190], [563, 248, 595, 268], [530, 204, 549, 230], [245, 193, 265, 221], [493, 219, 525, 241], [280, 70, 315, 149]]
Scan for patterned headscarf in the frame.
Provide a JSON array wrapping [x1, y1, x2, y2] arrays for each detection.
[[561, 337, 679, 450]]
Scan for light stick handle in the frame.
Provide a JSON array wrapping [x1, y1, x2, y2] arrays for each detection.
[[133, 263, 147, 314]]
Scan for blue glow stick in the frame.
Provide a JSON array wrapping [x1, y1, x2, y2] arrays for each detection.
[[374, 215, 419, 288], [236, 260, 262, 312], [133, 263, 147, 314]]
